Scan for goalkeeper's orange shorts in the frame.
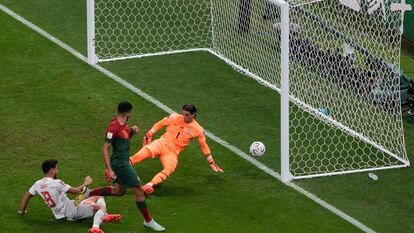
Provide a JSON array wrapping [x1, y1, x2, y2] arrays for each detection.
[[140, 139, 179, 174], [146, 139, 179, 158]]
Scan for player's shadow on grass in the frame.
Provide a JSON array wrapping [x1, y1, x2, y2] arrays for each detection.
[[150, 183, 201, 198], [22, 217, 93, 231], [150, 174, 225, 198]]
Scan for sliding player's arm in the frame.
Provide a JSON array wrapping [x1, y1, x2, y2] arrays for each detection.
[[198, 131, 224, 173], [143, 114, 173, 146], [18, 184, 37, 215], [67, 176, 93, 194], [18, 192, 34, 215]]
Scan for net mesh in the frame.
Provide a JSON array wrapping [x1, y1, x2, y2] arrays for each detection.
[[287, 0, 408, 176]]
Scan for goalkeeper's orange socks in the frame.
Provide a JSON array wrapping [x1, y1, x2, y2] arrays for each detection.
[[136, 201, 152, 222], [150, 171, 169, 186]]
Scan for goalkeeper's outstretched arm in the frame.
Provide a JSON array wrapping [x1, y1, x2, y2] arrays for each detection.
[[198, 132, 224, 173], [143, 115, 171, 146]]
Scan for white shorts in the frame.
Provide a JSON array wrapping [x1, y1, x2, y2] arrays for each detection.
[[64, 200, 94, 221]]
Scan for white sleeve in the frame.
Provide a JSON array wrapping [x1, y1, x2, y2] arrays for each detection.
[[56, 180, 71, 193], [28, 184, 37, 196]]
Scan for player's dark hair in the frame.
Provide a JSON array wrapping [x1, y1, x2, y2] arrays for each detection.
[[182, 104, 197, 115], [118, 101, 133, 114], [42, 159, 58, 174]]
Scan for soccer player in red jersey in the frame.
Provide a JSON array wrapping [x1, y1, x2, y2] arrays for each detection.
[[77, 102, 165, 232]]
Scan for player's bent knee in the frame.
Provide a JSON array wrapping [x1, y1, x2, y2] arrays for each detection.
[[113, 187, 126, 196], [115, 189, 126, 196], [131, 186, 145, 199], [92, 204, 104, 214], [88, 195, 100, 203]]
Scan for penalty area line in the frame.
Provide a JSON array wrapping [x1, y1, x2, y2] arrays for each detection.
[[0, 4, 374, 233]]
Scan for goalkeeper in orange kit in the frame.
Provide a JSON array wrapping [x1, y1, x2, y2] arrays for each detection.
[[128, 104, 224, 194]]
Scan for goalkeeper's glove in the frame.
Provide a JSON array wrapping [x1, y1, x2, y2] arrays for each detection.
[[142, 130, 153, 147], [207, 155, 224, 173]]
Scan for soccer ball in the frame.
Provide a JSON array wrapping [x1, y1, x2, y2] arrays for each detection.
[[249, 141, 266, 156]]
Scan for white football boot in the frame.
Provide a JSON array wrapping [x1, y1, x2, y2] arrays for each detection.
[[143, 219, 165, 232]]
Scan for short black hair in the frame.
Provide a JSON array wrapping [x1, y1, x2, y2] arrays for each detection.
[[118, 101, 133, 114], [42, 159, 58, 174], [182, 104, 197, 115]]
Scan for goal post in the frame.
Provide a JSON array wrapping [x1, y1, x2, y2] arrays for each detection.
[[267, 0, 292, 182], [87, 0, 410, 181], [87, 0, 97, 65]]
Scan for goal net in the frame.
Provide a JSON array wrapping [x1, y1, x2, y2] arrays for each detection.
[[88, 0, 410, 180]]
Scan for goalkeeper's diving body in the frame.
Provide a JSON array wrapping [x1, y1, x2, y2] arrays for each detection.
[[129, 104, 224, 195]]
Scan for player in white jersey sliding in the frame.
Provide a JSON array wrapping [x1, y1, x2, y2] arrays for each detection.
[[18, 159, 121, 233]]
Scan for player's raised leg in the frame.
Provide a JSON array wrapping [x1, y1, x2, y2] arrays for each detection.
[[89, 183, 126, 197], [143, 153, 178, 194], [68, 196, 121, 233], [93, 196, 122, 224], [130, 147, 155, 165], [75, 183, 126, 205], [88, 200, 107, 233]]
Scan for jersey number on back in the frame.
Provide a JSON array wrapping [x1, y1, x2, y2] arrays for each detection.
[[41, 191, 56, 208]]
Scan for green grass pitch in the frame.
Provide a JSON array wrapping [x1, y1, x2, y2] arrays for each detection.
[[0, 0, 414, 232]]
